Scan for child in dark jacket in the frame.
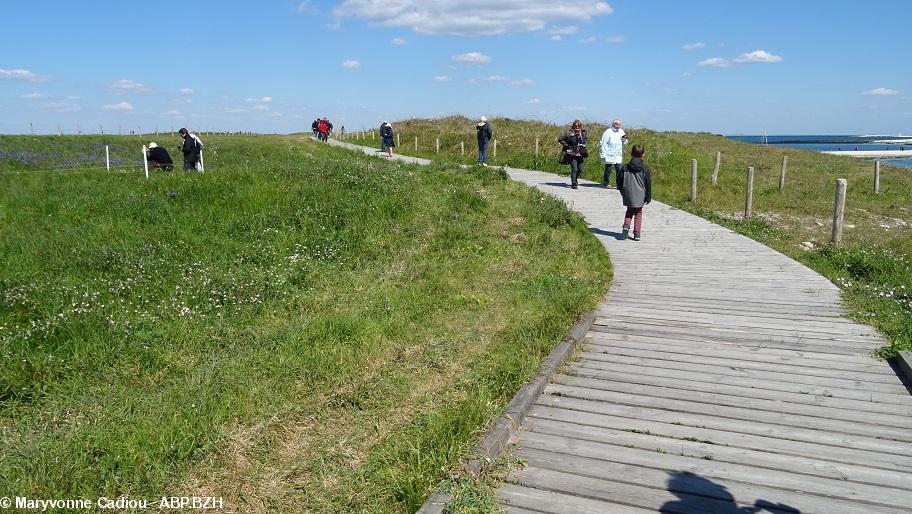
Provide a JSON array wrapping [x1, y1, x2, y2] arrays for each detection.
[[617, 144, 652, 241]]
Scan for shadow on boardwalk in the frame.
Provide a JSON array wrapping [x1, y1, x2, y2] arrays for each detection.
[[661, 471, 800, 514]]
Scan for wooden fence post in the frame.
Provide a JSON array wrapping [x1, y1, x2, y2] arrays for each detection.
[[397, 133, 400, 148], [779, 155, 788, 191], [711, 151, 720, 185], [690, 159, 698, 203], [744, 166, 755, 220], [874, 160, 881, 193], [535, 137, 540, 157], [414, 136, 418, 151], [461, 141, 465, 156], [436, 138, 440, 154], [832, 178, 847, 244], [493, 139, 497, 159]]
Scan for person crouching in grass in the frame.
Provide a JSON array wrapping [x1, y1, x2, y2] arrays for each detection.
[[146, 142, 174, 171], [617, 144, 652, 241]]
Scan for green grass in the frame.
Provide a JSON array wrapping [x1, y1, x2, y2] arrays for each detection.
[[0, 134, 611, 512], [350, 116, 912, 356]]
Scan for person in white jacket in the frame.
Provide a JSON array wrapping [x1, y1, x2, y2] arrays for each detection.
[[598, 118, 627, 187]]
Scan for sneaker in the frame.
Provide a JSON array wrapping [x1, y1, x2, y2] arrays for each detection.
[[571, 184, 578, 189], [482, 163, 488, 167], [632, 232, 641, 241], [621, 227, 629, 240]]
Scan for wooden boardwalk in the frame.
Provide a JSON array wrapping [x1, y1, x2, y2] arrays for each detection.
[[324, 139, 912, 513], [497, 168, 912, 514]]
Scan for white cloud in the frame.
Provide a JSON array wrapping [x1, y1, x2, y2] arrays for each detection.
[[470, 75, 533, 86], [246, 96, 272, 103], [108, 79, 151, 93], [334, 0, 614, 37], [525, 98, 542, 104], [252, 104, 270, 111], [103, 102, 134, 111], [579, 36, 596, 44], [180, 88, 194, 96], [21, 92, 47, 99], [342, 59, 362, 68], [606, 35, 625, 44], [550, 35, 562, 41], [391, 37, 407, 45], [681, 42, 706, 50], [163, 109, 182, 116], [225, 107, 246, 114], [452, 52, 492, 64], [699, 49, 782, 68], [295, 1, 319, 15], [698, 57, 732, 68], [548, 26, 579, 36], [44, 102, 80, 112], [432, 75, 452, 82], [862, 87, 899, 96], [732, 49, 782, 64], [0, 68, 50, 82]]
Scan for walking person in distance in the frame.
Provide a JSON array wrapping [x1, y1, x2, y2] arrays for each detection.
[[617, 144, 652, 241], [558, 119, 588, 189], [476, 116, 493, 166], [380, 121, 395, 158], [178, 128, 202, 172], [599, 118, 627, 187]]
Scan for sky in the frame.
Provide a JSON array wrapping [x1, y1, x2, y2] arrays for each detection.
[[1, 0, 910, 135]]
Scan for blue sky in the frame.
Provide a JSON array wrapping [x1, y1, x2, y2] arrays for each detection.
[[1, 0, 909, 135]]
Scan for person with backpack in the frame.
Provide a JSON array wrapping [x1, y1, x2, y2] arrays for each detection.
[[380, 121, 395, 158], [476, 116, 493, 166], [178, 128, 202, 172], [617, 144, 653, 241], [558, 119, 588, 189], [312, 119, 319, 137], [317, 118, 329, 142]]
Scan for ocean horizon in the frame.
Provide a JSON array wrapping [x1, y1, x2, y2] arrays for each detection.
[[727, 135, 912, 170]]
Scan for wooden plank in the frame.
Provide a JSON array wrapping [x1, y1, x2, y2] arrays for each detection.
[[537, 395, 912, 457], [497, 483, 654, 514], [582, 346, 899, 384], [527, 405, 912, 472], [565, 366, 912, 417], [546, 383, 912, 441], [519, 431, 912, 509], [512, 452, 909, 514], [576, 353, 910, 395], [524, 417, 912, 490]]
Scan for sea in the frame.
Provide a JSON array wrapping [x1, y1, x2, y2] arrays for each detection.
[[727, 135, 912, 170]]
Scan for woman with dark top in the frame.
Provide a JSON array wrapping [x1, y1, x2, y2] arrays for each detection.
[[380, 121, 395, 158], [558, 119, 588, 189]]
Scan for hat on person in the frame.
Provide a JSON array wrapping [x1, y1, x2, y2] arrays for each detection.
[[148, 142, 158, 149], [480, 116, 487, 122]]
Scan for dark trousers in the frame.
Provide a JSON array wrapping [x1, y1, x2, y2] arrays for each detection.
[[624, 207, 643, 234], [569, 158, 584, 186], [604, 162, 621, 186]]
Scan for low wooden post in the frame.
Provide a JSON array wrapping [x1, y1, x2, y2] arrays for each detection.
[[711, 151, 720, 185], [745, 166, 755, 220], [779, 155, 788, 191], [535, 137, 539, 156], [493, 139, 497, 159], [436, 138, 440, 153], [142, 145, 149, 179], [461, 141, 465, 156], [832, 178, 847, 244], [690, 159, 698, 203], [396, 133, 400, 148], [874, 160, 881, 193], [105, 145, 110, 171], [414, 136, 418, 151]]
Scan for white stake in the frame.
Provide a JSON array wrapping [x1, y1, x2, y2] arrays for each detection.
[[142, 145, 149, 179], [106, 145, 110, 171]]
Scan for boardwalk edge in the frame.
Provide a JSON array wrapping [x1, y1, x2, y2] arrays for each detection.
[[416, 311, 597, 514], [893, 351, 912, 389]]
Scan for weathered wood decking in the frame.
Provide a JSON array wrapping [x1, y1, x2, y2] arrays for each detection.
[[325, 138, 911, 513], [498, 168, 912, 514]]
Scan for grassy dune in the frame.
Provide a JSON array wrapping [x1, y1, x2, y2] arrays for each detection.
[[353, 116, 912, 356], [0, 134, 610, 511]]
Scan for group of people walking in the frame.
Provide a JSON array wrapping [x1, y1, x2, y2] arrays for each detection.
[[557, 118, 651, 241], [312, 117, 334, 142]]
